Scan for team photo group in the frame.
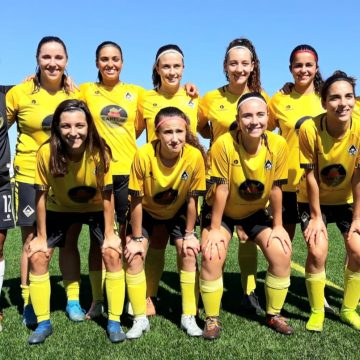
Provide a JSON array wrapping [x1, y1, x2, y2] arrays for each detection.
[[0, 35, 360, 346]]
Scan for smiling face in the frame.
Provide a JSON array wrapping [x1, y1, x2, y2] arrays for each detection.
[[237, 98, 268, 139], [323, 80, 355, 124], [156, 116, 187, 159], [156, 52, 184, 91], [37, 41, 68, 85], [96, 45, 123, 86], [290, 51, 317, 92], [59, 110, 88, 157], [224, 48, 254, 88]]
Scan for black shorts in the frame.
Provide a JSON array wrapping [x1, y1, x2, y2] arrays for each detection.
[[113, 175, 129, 224], [126, 205, 187, 244], [14, 181, 36, 227], [201, 202, 271, 240], [282, 191, 300, 224], [298, 203, 352, 234], [42, 210, 105, 248], [0, 181, 15, 230]]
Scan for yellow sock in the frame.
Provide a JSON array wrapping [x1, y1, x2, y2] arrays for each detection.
[[63, 280, 80, 301], [106, 270, 125, 321], [21, 284, 31, 306], [89, 270, 105, 302], [126, 270, 146, 316], [342, 268, 360, 312], [200, 277, 223, 317], [305, 271, 325, 313], [29, 272, 50, 322], [238, 240, 257, 295], [180, 270, 197, 315], [265, 272, 290, 315], [145, 248, 165, 297]]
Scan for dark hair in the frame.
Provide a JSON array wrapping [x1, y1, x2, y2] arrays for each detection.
[[223, 38, 261, 92], [95, 41, 123, 82], [321, 70, 356, 102], [49, 99, 111, 177], [152, 44, 184, 88], [237, 92, 267, 110], [154, 106, 207, 167], [289, 44, 324, 95], [34, 36, 69, 94]]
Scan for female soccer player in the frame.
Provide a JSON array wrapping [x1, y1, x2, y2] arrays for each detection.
[[80, 41, 144, 318], [26, 99, 125, 344], [197, 38, 270, 314], [298, 71, 360, 332], [137, 44, 200, 315], [200, 92, 292, 340], [5, 36, 85, 325], [125, 106, 206, 338]]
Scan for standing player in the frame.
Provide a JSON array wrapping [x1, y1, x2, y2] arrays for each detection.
[[137, 45, 200, 315], [0, 86, 15, 332], [125, 107, 206, 338], [197, 38, 270, 314], [26, 99, 125, 344], [6, 36, 83, 325], [200, 93, 292, 339], [80, 41, 144, 318], [298, 71, 360, 332]]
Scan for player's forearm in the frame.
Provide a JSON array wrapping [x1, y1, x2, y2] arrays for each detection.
[[270, 185, 283, 227]]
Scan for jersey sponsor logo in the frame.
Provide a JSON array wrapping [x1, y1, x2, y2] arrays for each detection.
[[320, 164, 346, 187], [23, 205, 35, 218], [238, 180, 264, 201], [348, 145, 358, 156], [68, 186, 97, 203], [153, 188, 178, 205], [264, 160, 272, 170], [181, 171, 189, 180], [100, 105, 128, 127], [295, 116, 312, 132], [42, 115, 53, 131]]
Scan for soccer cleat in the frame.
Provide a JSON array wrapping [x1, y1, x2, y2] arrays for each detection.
[[324, 297, 336, 315], [203, 316, 221, 340], [28, 320, 52, 345], [23, 304, 37, 327], [146, 297, 156, 317], [241, 291, 264, 316], [340, 310, 360, 330], [86, 301, 104, 319], [126, 316, 150, 339], [266, 314, 294, 335], [66, 300, 86, 322], [107, 320, 126, 343], [180, 315, 203, 337], [306, 311, 325, 332]]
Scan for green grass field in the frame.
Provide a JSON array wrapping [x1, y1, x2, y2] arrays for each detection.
[[0, 225, 359, 360]]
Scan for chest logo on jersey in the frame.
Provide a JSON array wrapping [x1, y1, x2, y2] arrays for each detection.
[[264, 160, 272, 170], [42, 115, 53, 131], [181, 171, 189, 180], [68, 186, 97, 203], [320, 164, 346, 187], [100, 105, 128, 128], [238, 180, 264, 201], [348, 145, 358, 156], [125, 92, 133, 100], [187, 100, 194, 108], [285, 104, 293, 111], [153, 188, 178, 205]]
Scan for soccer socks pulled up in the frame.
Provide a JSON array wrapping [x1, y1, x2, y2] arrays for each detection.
[[180, 270, 198, 315], [305, 271, 326, 313], [200, 277, 223, 317], [63, 280, 80, 302], [29, 272, 50, 323], [89, 270, 106, 302], [106, 270, 125, 321], [145, 248, 165, 297], [265, 272, 290, 315], [342, 268, 360, 312], [238, 240, 257, 295], [126, 270, 146, 317], [0, 259, 4, 297]]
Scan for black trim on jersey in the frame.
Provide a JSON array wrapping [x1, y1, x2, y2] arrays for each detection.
[[210, 176, 228, 185], [128, 189, 144, 197], [300, 163, 316, 169], [295, 116, 312, 131], [273, 179, 288, 186]]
